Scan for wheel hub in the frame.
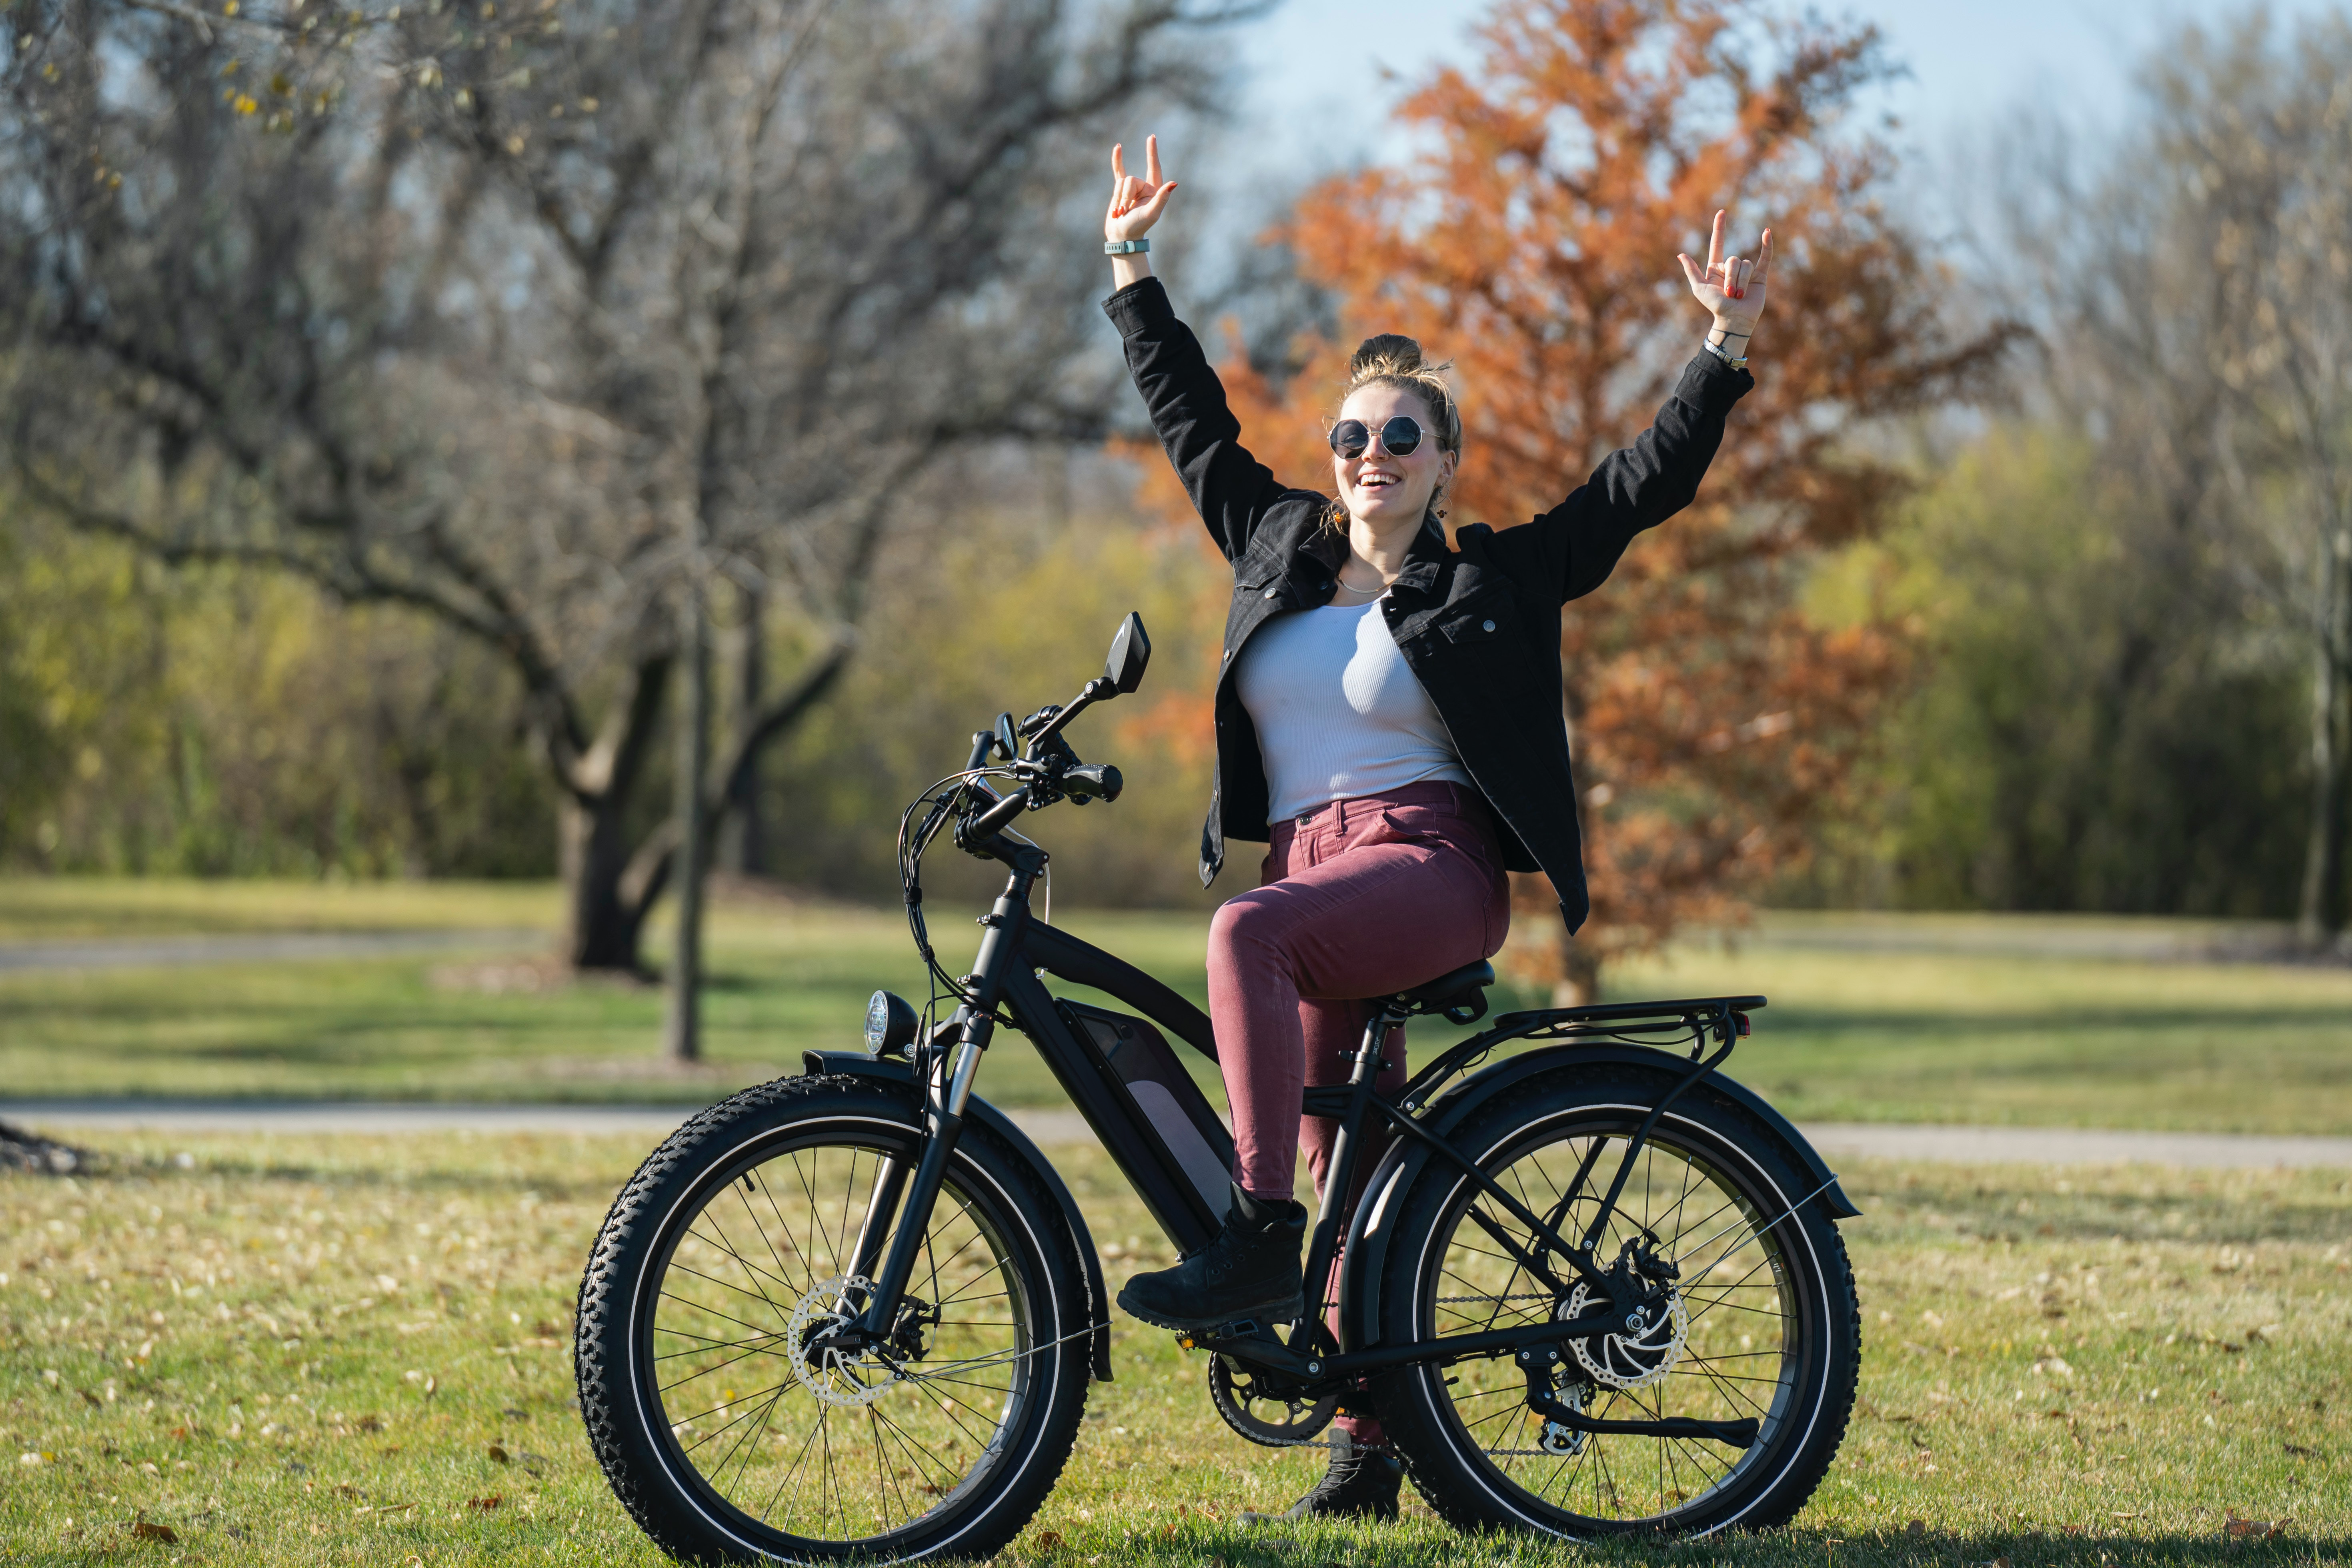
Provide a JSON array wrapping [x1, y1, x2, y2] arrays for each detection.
[[785, 1276, 900, 1408], [1562, 1279, 1688, 1391]]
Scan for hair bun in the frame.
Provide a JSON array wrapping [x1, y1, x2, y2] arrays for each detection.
[[1349, 333, 1426, 381]]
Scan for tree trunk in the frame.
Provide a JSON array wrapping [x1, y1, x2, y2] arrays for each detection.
[[561, 791, 659, 973], [1551, 933, 1603, 1008], [717, 581, 767, 876], [556, 652, 673, 975], [665, 583, 713, 1062], [2297, 524, 2352, 943]]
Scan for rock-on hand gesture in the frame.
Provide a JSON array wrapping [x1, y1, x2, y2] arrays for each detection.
[[1677, 210, 1772, 337], [1105, 135, 1178, 244]]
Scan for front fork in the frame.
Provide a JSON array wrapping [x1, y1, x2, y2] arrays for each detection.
[[847, 853, 1042, 1340]]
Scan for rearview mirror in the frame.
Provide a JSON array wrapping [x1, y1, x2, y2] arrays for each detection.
[[994, 712, 1021, 761], [1105, 613, 1150, 695]]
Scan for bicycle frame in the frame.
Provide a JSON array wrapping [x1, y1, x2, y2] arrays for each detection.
[[828, 819, 1821, 1451]]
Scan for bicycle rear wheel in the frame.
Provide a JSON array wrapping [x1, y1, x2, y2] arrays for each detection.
[[1371, 1067, 1859, 1538], [575, 1076, 1090, 1563]]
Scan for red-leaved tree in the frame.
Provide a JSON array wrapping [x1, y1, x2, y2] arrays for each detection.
[[1136, 0, 2016, 995]]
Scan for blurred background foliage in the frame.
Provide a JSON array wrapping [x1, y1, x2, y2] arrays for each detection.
[[0, 507, 552, 879], [1796, 423, 2313, 918]]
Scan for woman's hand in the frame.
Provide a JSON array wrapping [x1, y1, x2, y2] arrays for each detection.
[[1677, 210, 1772, 340], [1105, 135, 1178, 243]]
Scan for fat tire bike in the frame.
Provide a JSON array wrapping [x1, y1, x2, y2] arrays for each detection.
[[575, 614, 1864, 1562]]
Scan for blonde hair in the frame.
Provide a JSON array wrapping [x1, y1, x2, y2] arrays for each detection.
[[1326, 333, 1462, 531]]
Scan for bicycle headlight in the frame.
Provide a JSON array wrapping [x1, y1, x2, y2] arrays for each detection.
[[863, 990, 919, 1057]]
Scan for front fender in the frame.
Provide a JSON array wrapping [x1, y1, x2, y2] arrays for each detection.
[[801, 1051, 1113, 1383], [1338, 1043, 1861, 1350]]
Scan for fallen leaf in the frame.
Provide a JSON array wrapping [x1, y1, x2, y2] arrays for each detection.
[[1034, 1529, 1063, 1548], [467, 1495, 502, 1511], [485, 1444, 509, 1464], [335, 1484, 364, 1499], [2226, 1515, 2288, 1540], [356, 1414, 384, 1433], [131, 1521, 177, 1543], [1905, 1519, 1926, 1536]]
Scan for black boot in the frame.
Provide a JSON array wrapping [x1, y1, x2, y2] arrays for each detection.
[[1116, 1182, 1305, 1332], [1281, 1428, 1403, 1520]]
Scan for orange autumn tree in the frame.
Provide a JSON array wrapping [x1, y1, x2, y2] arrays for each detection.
[[1183, 0, 2013, 996]]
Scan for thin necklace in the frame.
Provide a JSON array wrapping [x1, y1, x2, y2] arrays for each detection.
[[1334, 569, 1391, 597]]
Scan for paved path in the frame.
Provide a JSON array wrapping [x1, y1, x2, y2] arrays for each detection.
[[4, 1100, 2348, 1168], [0, 930, 547, 971]]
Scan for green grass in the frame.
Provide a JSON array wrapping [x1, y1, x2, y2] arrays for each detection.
[[2, 879, 2350, 1131], [0, 877, 561, 939], [3, 1133, 2346, 1566]]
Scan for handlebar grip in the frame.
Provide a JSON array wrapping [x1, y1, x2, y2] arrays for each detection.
[[1064, 763, 1123, 803]]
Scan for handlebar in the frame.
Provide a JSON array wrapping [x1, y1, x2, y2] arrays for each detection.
[[965, 785, 1032, 840]]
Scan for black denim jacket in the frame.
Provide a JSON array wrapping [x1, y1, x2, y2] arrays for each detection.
[[1103, 277, 1752, 931]]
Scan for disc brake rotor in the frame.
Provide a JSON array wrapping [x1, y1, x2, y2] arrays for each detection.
[[786, 1275, 899, 1408], [1562, 1281, 1688, 1391]]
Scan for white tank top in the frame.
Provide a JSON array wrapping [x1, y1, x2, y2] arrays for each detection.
[[1234, 596, 1469, 823]]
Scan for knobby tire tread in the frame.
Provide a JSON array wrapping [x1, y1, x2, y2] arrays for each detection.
[[1373, 1068, 1860, 1541], [574, 1074, 1091, 1564]]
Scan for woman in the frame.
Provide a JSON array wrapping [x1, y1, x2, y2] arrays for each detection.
[[1101, 136, 1771, 1517]]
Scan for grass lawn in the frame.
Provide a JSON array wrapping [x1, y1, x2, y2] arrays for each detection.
[[0, 878, 561, 940], [3, 878, 2350, 1133], [3, 1130, 2346, 1566]]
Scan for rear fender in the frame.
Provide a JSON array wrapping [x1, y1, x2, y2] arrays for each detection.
[[1337, 1043, 1860, 1350], [801, 1051, 1113, 1383]]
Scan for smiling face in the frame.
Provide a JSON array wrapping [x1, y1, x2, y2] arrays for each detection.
[[1332, 383, 1457, 534]]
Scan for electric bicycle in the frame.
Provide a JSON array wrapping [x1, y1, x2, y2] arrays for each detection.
[[575, 613, 1863, 1561]]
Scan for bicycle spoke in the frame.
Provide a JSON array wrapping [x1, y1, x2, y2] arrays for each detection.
[[644, 1135, 1033, 1548], [1425, 1110, 1803, 1531]]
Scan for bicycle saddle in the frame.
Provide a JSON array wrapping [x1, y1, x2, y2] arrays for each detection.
[[1394, 959, 1495, 1023]]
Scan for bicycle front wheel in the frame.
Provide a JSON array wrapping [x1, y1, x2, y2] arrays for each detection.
[[575, 1076, 1091, 1563], [1371, 1066, 1859, 1539]]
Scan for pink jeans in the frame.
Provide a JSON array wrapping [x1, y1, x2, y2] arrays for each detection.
[[1206, 780, 1512, 1204]]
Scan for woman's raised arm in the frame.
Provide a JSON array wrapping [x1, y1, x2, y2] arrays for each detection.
[[1487, 212, 1772, 604], [1102, 136, 1295, 561]]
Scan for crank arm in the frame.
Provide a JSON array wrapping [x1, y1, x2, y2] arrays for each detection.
[[1527, 1379, 1757, 1449]]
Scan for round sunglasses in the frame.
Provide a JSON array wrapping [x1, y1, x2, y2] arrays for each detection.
[[1327, 415, 1425, 461]]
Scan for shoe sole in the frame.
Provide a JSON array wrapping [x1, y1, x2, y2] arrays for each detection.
[[1114, 1283, 1306, 1334]]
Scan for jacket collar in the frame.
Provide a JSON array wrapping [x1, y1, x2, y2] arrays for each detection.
[[1299, 512, 1448, 592]]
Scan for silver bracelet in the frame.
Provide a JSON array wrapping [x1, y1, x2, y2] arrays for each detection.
[[1703, 337, 1749, 372], [1103, 238, 1150, 256]]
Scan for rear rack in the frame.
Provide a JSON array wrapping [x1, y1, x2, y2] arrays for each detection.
[[1398, 993, 1765, 1113]]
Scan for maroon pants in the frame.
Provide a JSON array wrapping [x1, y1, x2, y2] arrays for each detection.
[[1206, 781, 1511, 1450], [1206, 780, 1512, 1204]]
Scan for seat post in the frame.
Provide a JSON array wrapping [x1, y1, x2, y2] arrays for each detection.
[[1349, 1003, 1404, 1085]]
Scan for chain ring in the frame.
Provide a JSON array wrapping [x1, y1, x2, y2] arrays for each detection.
[[785, 1275, 898, 1409], [1206, 1355, 1339, 1448], [1562, 1281, 1688, 1391]]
